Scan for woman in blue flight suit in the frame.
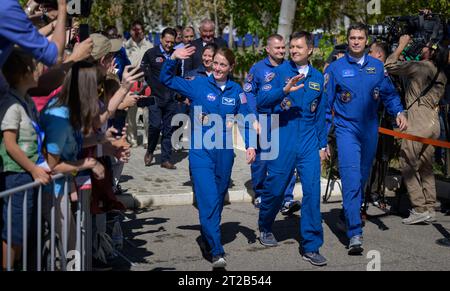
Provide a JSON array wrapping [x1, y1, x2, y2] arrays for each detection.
[[160, 46, 256, 269]]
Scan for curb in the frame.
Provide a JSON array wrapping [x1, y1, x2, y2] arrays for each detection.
[[119, 176, 450, 209], [124, 177, 344, 209]]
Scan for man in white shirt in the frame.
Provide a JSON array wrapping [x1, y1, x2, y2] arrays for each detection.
[[124, 20, 153, 148]]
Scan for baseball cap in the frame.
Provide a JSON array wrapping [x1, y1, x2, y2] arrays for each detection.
[[90, 33, 122, 60]]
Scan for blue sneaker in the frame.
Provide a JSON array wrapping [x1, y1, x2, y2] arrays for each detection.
[[280, 200, 301, 215], [259, 232, 278, 247], [348, 235, 364, 255], [302, 252, 327, 266]]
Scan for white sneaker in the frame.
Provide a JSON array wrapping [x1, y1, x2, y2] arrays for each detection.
[[402, 209, 431, 225]]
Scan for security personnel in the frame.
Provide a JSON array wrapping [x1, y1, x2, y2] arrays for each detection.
[[160, 46, 256, 269], [258, 31, 328, 266], [244, 34, 300, 214], [141, 27, 180, 169], [325, 23, 407, 255]]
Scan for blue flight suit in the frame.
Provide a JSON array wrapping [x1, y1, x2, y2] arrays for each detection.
[[257, 61, 327, 253], [160, 58, 256, 257], [325, 53, 404, 239], [245, 57, 296, 204]]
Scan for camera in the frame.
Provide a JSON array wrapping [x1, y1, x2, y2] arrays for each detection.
[[369, 12, 446, 60], [34, 0, 93, 17]]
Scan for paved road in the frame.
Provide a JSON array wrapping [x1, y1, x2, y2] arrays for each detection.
[[114, 199, 450, 271]]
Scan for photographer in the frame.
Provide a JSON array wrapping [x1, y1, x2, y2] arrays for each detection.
[[385, 35, 449, 225]]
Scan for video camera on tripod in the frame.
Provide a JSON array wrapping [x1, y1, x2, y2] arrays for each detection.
[[368, 12, 447, 60]]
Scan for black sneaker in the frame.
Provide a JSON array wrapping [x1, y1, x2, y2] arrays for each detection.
[[302, 252, 328, 266], [280, 200, 301, 215], [348, 235, 364, 255]]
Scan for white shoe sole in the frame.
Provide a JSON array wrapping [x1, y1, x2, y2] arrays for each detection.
[[212, 258, 227, 269]]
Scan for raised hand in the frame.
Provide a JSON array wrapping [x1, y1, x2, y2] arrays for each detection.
[[283, 74, 305, 94]]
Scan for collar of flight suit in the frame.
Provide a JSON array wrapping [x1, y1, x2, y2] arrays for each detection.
[[207, 74, 234, 91], [345, 52, 370, 68], [263, 57, 281, 68], [287, 60, 313, 80]]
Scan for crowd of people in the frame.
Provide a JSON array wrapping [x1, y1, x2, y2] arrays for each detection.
[[0, 0, 449, 271]]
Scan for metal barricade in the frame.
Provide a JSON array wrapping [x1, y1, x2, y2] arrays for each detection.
[[0, 173, 92, 271]]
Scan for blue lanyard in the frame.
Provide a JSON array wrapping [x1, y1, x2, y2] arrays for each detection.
[[10, 92, 45, 164]]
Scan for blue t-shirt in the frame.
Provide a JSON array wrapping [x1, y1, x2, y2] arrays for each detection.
[[40, 98, 81, 195]]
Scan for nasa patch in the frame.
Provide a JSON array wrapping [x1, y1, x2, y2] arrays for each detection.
[[244, 83, 253, 93], [262, 84, 272, 92], [207, 93, 217, 102]]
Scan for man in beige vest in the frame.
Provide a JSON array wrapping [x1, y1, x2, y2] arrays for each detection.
[[385, 35, 448, 224], [124, 20, 153, 147]]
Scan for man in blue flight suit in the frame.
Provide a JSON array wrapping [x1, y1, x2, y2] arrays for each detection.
[[257, 31, 328, 266], [141, 27, 180, 169], [244, 34, 300, 214], [324, 23, 407, 255]]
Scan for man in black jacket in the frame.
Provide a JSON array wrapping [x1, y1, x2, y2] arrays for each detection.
[[184, 19, 227, 72], [141, 27, 180, 169]]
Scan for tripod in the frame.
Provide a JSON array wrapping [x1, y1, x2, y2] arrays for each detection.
[[362, 110, 397, 218]]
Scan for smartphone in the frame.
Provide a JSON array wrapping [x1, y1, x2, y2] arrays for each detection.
[[111, 110, 128, 137], [79, 24, 90, 42]]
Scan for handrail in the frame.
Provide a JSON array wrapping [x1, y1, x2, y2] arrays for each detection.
[[0, 173, 66, 198]]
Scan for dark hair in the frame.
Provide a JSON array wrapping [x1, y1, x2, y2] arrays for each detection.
[[347, 23, 368, 39], [56, 62, 99, 135], [161, 27, 177, 39], [371, 41, 389, 57], [290, 31, 314, 48], [432, 43, 449, 70], [2, 48, 36, 88], [267, 34, 284, 45], [203, 43, 218, 55], [175, 25, 183, 33], [104, 25, 119, 39], [215, 48, 236, 67], [131, 20, 144, 30]]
